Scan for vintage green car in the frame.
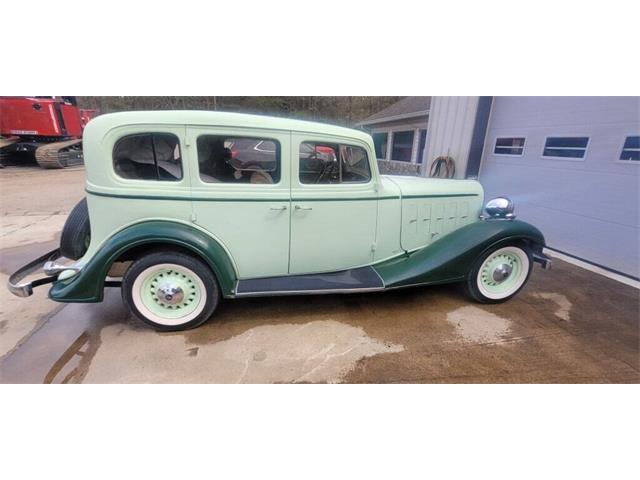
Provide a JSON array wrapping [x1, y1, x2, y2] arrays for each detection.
[[8, 111, 550, 331]]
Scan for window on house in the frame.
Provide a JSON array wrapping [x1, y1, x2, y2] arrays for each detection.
[[197, 135, 280, 184], [391, 130, 415, 162], [543, 137, 589, 159], [494, 137, 525, 156], [372, 132, 388, 159], [620, 136, 640, 161], [416, 129, 427, 164], [299, 142, 371, 184], [113, 133, 182, 181]]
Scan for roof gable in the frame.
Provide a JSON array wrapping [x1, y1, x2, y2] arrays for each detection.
[[357, 96, 431, 126]]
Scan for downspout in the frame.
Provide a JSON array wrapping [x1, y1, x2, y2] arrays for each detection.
[[465, 96, 493, 179]]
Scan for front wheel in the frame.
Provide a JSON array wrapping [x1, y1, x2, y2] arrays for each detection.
[[465, 245, 532, 303], [122, 251, 220, 331]]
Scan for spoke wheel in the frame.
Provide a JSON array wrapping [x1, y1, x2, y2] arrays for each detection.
[[133, 264, 205, 324], [466, 245, 532, 303], [122, 252, 219, 331]]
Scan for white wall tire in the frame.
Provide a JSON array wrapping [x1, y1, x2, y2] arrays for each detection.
[[466, 245, 533, 303], [122, 251, 220, 331]]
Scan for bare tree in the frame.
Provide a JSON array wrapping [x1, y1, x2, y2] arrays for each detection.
[[77, 96, 404, 126]]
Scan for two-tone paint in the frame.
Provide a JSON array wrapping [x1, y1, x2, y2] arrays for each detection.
[[40, 110, 547, 302]]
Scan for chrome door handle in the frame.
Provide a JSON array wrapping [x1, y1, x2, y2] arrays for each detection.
[[269, 206, 287, 211], [295, 205, 313, 211]]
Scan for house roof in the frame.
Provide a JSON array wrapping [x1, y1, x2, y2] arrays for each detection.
[[357, 96, 431, 126]]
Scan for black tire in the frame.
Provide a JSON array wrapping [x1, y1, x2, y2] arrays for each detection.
[[464, 244, 533, 304], [122, 251, 220, 332], [60, 198, 91, 260]]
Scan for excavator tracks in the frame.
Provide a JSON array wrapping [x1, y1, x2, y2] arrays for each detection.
[[35, 138, 84, 169]]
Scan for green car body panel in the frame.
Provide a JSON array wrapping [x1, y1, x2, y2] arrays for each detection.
[[8, 110, 548, 304], [373, 219, 545, 289], [49, 221, 237, 302]]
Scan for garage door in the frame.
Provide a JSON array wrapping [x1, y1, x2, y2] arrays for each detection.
[[479, 96, 640, 278]]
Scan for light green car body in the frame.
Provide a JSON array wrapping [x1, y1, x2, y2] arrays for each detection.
[[48, 110, 546, 302]]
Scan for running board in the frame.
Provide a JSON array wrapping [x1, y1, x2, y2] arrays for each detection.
[[235, 266, 385, 297]]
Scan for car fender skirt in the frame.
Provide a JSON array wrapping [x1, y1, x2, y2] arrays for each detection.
[[49, 221, 237, 302], [373, 219, 545, 289]]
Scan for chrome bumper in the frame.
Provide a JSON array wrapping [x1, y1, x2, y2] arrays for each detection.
[[533, 252, 552, 270], [7, 249, 80, 297]]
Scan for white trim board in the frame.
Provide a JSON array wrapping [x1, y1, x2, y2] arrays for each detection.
[[544, 248, 640, 289], [357, 110, 430, 126]]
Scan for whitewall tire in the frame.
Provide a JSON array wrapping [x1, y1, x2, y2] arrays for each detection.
[[466, 245, 533, 303], [122, 251, 220, 331]]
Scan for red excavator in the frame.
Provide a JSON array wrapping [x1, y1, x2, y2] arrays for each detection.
[[0, 96, 97, 168]]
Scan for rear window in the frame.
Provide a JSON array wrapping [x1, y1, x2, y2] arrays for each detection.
[[197, 135, 281, 184], [113, 133, 182, 181]]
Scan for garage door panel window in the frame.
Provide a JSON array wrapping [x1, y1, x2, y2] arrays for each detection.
[[619, 136, 640, 162], [494, 137, 526, 156], [543, 137, 589, 159]]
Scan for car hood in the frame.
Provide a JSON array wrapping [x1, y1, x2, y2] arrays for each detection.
[[381, 174, 484, 199]]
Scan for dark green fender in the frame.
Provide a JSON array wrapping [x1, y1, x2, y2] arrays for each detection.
[[373, 219, 545, 289], [49, 221, 237, 302]]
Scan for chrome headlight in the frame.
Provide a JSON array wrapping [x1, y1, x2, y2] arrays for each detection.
[[482, 197, 515, 219]]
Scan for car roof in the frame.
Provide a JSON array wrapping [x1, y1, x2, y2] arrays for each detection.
[[86, 110, 372, 142]]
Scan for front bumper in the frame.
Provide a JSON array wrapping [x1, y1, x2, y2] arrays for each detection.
[[533, 251, 552, 270], [7, 249, 81, 297]]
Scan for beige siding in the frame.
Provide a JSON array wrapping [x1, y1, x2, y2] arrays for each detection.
[[423, 97, 479, 178]]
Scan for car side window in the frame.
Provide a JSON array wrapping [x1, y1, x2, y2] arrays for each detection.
[[197, 135, 281, 184], [299, 142, 371, 184], [113, 133, 182, 181]]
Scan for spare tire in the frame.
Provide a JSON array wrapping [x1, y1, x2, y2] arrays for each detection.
[[60, 198, 91, 260]]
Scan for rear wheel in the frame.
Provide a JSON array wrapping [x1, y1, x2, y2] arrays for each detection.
[[122, 251, 220, 331], [465, 245, 532, 303]]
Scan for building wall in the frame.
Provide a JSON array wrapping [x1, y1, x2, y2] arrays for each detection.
[[479, 96, 640, 278], [423, 96, 479, 178]]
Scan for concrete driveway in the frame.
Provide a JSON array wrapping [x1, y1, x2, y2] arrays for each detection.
[[1, 166, 638, 383]]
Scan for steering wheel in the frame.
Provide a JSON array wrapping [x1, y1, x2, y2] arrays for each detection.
[[315, 160, 338, 184]]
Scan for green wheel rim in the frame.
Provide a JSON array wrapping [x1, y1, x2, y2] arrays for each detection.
[[479, 251, 523, 295], [140, 266, 202, 320]]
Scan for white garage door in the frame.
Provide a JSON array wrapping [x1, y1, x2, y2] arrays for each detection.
[[479, 96, 640, 278]]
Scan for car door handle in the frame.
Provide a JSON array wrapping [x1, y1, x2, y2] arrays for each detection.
[[294, 205, 313, 211], [269, 206, 287, 211]]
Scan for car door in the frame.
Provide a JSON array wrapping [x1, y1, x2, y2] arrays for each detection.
[[289, 133, 378, 275], [186, 126, 291, 279]]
